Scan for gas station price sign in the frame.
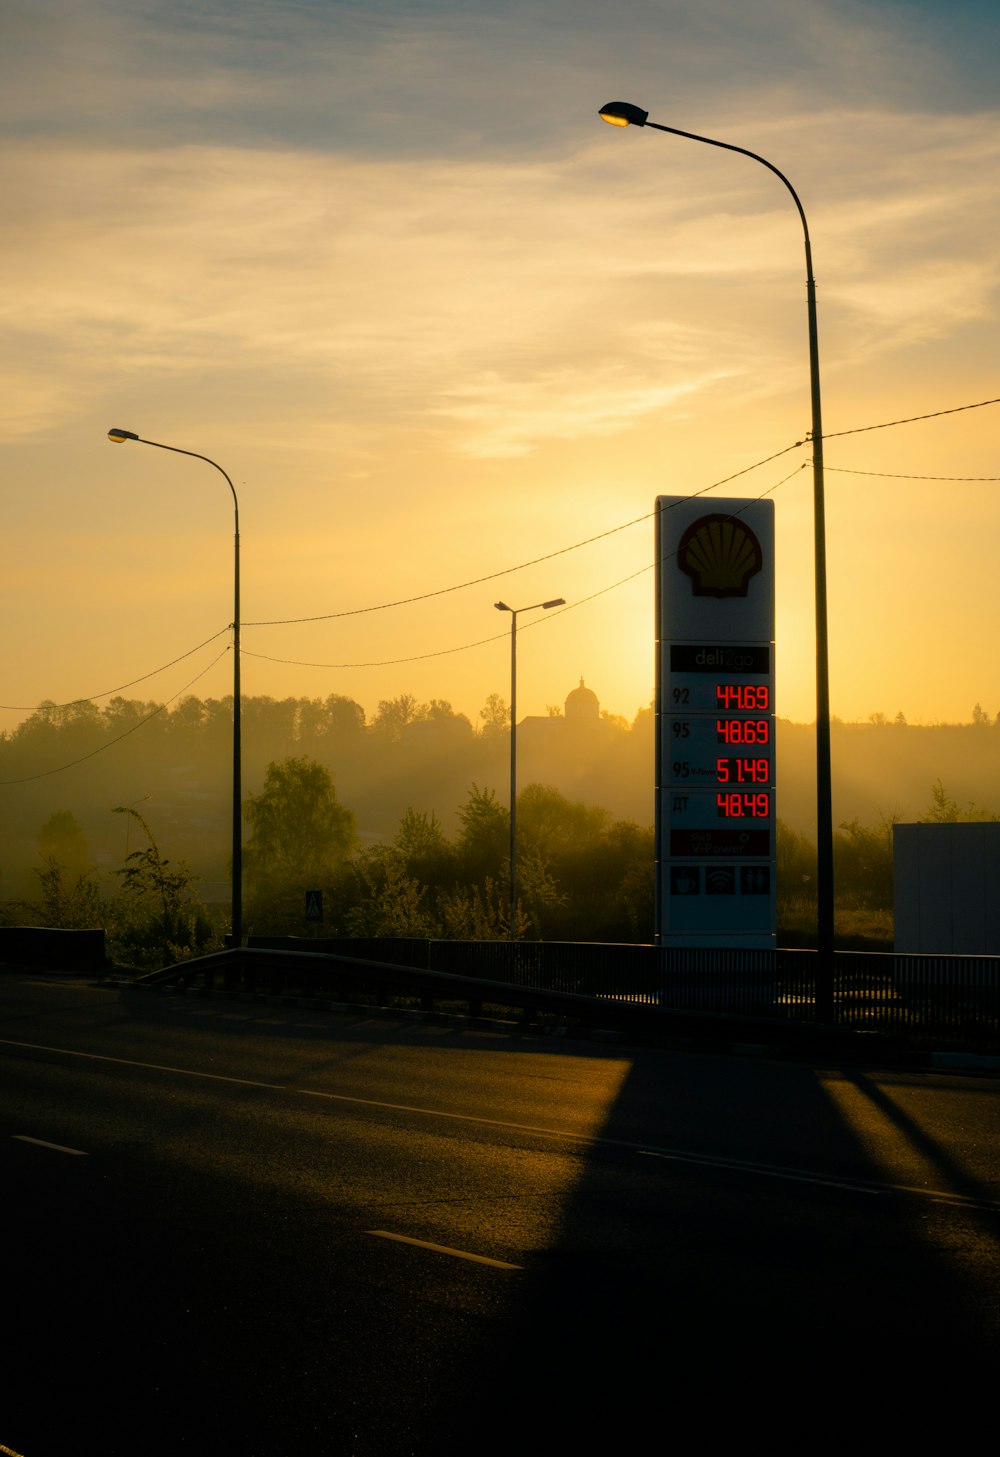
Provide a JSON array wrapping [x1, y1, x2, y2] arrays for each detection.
[[716, 684, 771, 712], [666, 716, 774, 785], [655, 497, 776, 948]]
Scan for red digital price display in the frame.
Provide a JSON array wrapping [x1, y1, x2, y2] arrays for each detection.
[[716, 718, 770, 745], [716, 757, 769, 784], [716, 683, 770, 711], [716, 791, 771, 819]]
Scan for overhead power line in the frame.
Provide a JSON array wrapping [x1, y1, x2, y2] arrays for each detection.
[[244, 440, 807, 630], [826, 467, 1000, 481], [821, 395, 1000, 440], [6, 393, 995, 713], [0, 628, 231, 713], [241, 463, 807, 672], [0, 648, 230, 785]]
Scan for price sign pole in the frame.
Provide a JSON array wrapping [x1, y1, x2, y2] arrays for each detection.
[[655, 497, 776, 947]]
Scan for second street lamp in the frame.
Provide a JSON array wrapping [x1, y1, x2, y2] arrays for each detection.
[[494, 597, 565, 937], [599, 101, 834, 1014], [107, 427, 244, 947]]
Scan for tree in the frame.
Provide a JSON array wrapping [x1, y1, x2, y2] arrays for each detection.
[[111, 806, 216, 967], [478, 694, 509, 738], [371, 695, 420, 742], [25, 811, 101, 929], [438, 877, 527, 940], [37, 811, 90, 877], [456, 784, 509, 883], [393, 808, 454, 887], [920, 779, 997, 823], [30, 857, 102, 929], [242, 758, 356, 932], [512, 844, 567, 938], [296, 694, 365, 743], [517, 784, 608, 858], [243, 758, 357, 889], [345, 846, 439, 938], [834, 815, 897, 909]]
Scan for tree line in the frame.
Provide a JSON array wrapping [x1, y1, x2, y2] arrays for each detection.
[[5, 760, 654, 966], [8, 752, 994, 967], [0, 691, 653, 896]]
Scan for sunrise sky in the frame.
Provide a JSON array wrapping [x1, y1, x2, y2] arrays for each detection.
[[2, 0, 999, 739]]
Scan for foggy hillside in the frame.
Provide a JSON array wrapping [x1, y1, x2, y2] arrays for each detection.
[[3, 692, 999, 901]]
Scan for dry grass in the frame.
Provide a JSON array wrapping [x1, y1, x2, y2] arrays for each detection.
[[778, 895, 893, 951]]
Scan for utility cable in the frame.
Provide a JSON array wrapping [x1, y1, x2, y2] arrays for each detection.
[[0, 648, 230, 785], [820, 396, 1000, 440], [825, 466, 1000, 481], [0, 628, 231, 713], [6, 395, 995, 710], [243, 393, 999, 632], [241, 463, 806, 671], [243, 441, 807, 629]]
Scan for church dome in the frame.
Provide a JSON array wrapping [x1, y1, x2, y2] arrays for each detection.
[[565, 677, 600, 721]]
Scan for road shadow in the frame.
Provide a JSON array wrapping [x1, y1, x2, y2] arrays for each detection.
[[432, 1049, 1000, 1448], [7, 985, 999, 1453]]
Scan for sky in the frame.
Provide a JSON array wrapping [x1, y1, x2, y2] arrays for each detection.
[[2, 0, 999, 740]]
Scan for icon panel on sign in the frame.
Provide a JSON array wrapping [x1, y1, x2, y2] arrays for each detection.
[[705, 866, 736, 895], [740, 866, 771, 895], [670, 866, 701, 896]]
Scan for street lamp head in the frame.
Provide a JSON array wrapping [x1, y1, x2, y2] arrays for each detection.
[[495, 601, 512, 612], [542, 598, 565, 609], [599, 101, 648, 128], [107, 427, 139, 443]]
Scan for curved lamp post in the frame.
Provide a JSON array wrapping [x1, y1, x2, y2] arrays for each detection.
[[108, 428, 243, 946], [599, 102, 833, 1013], [494, 597, 565, 937]]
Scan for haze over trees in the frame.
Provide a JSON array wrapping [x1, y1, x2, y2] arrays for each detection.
[[111, 805, 216, 966], [244, 757, 357, 932], [4, 689, 1000, 955], [239, 768, 654, 944], [0, 687, 651, 899]]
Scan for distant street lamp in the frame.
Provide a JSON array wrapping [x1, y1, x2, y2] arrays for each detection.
[[494, 597, 565, 936], [107, 428, 243, 946], [598, 102, 834, 1013]]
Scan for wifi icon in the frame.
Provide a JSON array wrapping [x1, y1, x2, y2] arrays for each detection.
[[705, 866, 736, 895]]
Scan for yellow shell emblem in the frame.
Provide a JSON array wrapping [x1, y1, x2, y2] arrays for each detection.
[[677, 514, 763, 598]]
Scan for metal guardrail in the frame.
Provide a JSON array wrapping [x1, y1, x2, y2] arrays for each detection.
[[135, 944, 651, 1037], [5, 924, 994, 1047], [132, 937, 1000, 1049]]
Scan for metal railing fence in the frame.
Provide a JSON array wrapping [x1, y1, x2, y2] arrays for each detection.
[[242, 937, 999, 1045]]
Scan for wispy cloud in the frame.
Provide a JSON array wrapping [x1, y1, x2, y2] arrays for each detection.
[[3, 104, 998, 454]]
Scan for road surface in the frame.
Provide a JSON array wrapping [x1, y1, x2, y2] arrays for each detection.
[[3, 973, 999, 1454]]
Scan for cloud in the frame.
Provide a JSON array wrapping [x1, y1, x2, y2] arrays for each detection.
[[3, 0, 991, 159], [6, 99, 1000, 457], [432, 367, 736, 459]]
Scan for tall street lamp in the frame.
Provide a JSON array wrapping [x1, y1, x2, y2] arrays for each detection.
[[494, 597, 565, 937], [599, 102, 834, 1015], [108, 428, 243, 947]]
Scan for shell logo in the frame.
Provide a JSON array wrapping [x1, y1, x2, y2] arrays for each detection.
[[677, 513, 763, 598]]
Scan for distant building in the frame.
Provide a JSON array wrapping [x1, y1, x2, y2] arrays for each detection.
[[564, 677, 600, 722], [518, 678, 614, 785]]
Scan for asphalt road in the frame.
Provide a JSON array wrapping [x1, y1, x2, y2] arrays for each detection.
[[3, 974, 1000, 1455]]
